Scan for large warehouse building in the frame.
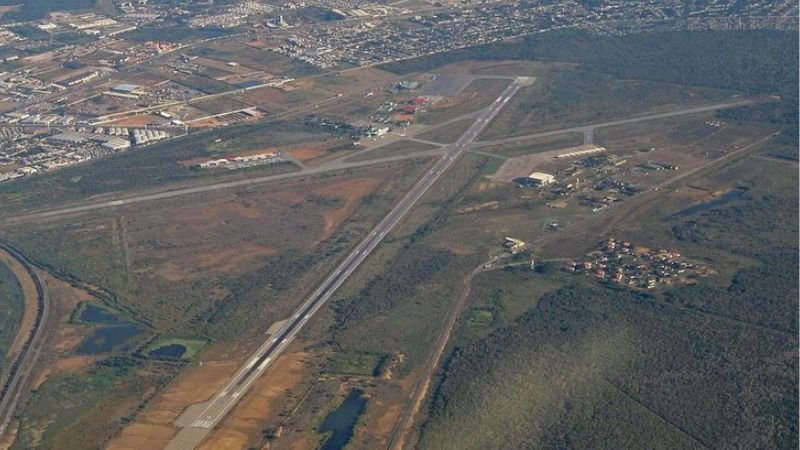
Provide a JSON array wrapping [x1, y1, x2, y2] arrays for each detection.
[[526, 171, 555, 186]]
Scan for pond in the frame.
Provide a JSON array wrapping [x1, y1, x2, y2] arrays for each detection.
[[319, 389, 368, 450], [80, 304, 120, 324], [666, 187, 748, 221], [148, 343, 187, 359], [77, 323, 143, 354]]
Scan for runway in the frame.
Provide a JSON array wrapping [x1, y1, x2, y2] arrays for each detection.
[[163, 77, 524, 450], [1, 99, 751, 226]]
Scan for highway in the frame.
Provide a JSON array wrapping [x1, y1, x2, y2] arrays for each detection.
[[0, 242, 50, 438], [0, 99, 751, 226], [163, 77, 523, 450]]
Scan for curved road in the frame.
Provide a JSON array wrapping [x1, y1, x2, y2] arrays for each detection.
[[0, 242, 49, 439]]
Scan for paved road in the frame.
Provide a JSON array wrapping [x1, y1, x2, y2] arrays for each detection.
[[1, 147, 445, 225], [1, 99, 749, 226], [0, 242, 49, 439], [471, 99, 753, 148], [163, 78, 524, 450]]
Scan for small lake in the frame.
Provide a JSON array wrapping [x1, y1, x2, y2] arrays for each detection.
[[80, 304, 120, 324], [149, 343, 187, 359], [77, 323, 143, 354], [319, 389, 368, 450], [666, 188, 748, 221]]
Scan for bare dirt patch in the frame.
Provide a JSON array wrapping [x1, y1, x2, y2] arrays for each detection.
[[197, 348, 311, 450], [287, 147, 325, 161], [472, 182, 498, 193], [187, 118, 221, 128], [313, 177, 383, 241], [107, 114, 163, 127], [106, 423, 177, 450], [234, 87, 287, 106], [108, 359, 240, 450], [156, 244, 277, 282], [439, 242, 477, 256], [456, 201, 499, 214], [32, 356, 98, 390]]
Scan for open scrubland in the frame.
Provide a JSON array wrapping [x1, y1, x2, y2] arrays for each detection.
[[0, 261, 24, 377], [1, 155, 432, 448], [0, 27, 796, 450], [419, 150, 798, 450]]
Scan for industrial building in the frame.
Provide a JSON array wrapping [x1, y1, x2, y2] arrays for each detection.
[[554, 144, 606, 159], [102, 137, 131, 151], [526, 172, 555, 186], [47, 132, 90, 145], [197, 152, 282, 169], [503, 237, 526, 252], [112, 83, 140, 93], [131, 128, 169, 145]]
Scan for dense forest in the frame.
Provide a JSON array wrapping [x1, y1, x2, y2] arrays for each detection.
[[421, 255, 797, 449], [420, 133, 798, 449], [381, 30, 798, 96], [332, 247, 453, 330]]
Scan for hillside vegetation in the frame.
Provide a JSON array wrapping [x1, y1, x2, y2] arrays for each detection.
[[381, 30, 797, 96], [0, 261, 23, 374], [417, 50, 798, 447]]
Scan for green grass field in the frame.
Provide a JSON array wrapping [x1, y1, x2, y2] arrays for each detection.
[[326, 351, 387, 376], [464, 308, 493, 327]]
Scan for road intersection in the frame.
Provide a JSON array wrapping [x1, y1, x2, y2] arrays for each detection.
[[164, 76, 524, 450], [1, 99, 751, 226]]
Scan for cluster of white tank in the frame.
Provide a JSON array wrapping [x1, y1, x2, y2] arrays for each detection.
[[132, 129, 169, 145]]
